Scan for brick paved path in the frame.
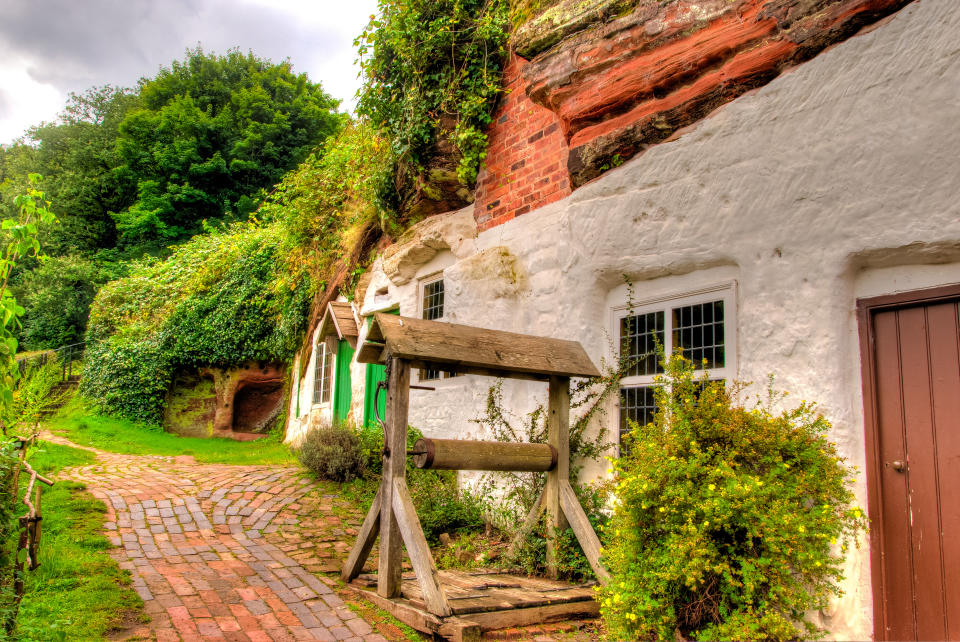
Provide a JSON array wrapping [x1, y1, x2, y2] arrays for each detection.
[[45, 435, 384, 642]]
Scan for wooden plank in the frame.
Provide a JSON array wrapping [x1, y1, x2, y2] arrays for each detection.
[[378, 358, 409, 599], [438, 619, 482, 642], [341, 486, 381, 582], [392, 478, 453, 616], [352, 588, 443, 635], [412, 438, 556, 472], [358, 314, 601, 379], [560, 480, 611, 584], [545, 376, 570, 579], [505, 492, 544, 563], [458, 600, 600, 631], [330, 301, 359, 339]]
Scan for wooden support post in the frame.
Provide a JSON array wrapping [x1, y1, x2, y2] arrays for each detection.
[[341, 487, 381, 582], [545, 376, 570, 579], [505, 491, 545, 561], [559, 481, 610, 583], [393, 478, 452, 616], [379, 357, 409, 599]]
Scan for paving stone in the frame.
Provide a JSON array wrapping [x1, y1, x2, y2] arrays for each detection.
[[40, 433, 390, 642]]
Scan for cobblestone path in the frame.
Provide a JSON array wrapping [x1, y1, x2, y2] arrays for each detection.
[[44, 435, 385, 642]]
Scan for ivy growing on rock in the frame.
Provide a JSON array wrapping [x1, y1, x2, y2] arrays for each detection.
[[356, 0, 510, 193], [82, 121, 394, 423]]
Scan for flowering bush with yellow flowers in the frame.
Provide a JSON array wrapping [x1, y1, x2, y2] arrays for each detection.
[[599, 355, 867, 641]]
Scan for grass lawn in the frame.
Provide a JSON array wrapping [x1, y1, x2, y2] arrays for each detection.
[[47, 397, 296, 466], [13, 442, 143, 641]]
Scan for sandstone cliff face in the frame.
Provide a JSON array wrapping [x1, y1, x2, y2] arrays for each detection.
[[513, 0, 913, 187]]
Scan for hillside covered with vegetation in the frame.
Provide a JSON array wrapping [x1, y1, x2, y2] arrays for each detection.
[[78, 0, 511, 422]]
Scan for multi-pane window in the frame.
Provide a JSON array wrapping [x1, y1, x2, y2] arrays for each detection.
[[617, 289, 735, 447], [312, 341, 334, 405], [420, 276, 445, 381], [422, 278, 444, 321]]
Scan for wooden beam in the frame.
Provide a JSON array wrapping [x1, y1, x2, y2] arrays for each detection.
[[379, 357, 409, 599], [455, 600, 599, 631], [411, 438, 557, 472], [341, 487, 381, 582], [358, 314, 601, 379], [559, 481, 610, 584], [505, 491, 545, 561], [392, 478, 453, 616], [544, 376, 570, 579]]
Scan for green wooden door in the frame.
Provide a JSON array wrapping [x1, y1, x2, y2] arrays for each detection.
[[362, 308, 399, 427], [333, 339, 354, 424]]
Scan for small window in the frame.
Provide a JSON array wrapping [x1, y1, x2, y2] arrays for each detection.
[[616, 288, 735, 447], [419, 274, 456, 382], [312, 341, 334, 405]]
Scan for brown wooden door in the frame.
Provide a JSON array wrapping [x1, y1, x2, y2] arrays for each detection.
[[860, 287, 960, 640]]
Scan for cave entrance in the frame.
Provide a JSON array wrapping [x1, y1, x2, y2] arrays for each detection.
[[232, 380, 284, 433]]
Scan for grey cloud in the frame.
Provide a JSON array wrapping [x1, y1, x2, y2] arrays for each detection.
[[0, 91, 9, 119], [0, 0, 344, 95]]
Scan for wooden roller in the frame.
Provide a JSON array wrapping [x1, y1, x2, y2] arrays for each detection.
[[410, 438, 557, 472]]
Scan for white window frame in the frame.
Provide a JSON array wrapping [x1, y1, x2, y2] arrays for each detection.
[[613, 282, 737, 443], [417, 271, 457, 383], [613, 283, 737, 388], [312, 338, 335, 407]]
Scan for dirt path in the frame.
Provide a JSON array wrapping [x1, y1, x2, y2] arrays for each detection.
[[44, 434, 387, 642]]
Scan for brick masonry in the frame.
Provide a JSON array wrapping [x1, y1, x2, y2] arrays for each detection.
[[473, 54, 571, 232]]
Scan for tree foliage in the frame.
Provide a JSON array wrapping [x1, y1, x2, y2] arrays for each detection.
[[599, 356, 867, 640], [113, 47, 343, 253], [356, 0, 510, 191], [0, 48, 341, 351]]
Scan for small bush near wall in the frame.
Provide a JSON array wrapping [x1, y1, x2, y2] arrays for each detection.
[[600, 355, 867, 641], [297, 424, 366, 482]]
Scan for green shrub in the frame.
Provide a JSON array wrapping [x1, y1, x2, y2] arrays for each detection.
[[600, 355, 867, 641], [297, 423, 366, 483], [410, 469, 485, 546]]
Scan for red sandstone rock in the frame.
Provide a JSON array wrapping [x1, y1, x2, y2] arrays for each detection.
[[516, 0, 914, 186]]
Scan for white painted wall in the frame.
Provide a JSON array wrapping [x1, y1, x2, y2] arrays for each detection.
[[287, 2, 960, 636]]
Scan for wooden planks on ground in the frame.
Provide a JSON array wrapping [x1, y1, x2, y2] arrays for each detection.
[[350, 568, 598, 638]]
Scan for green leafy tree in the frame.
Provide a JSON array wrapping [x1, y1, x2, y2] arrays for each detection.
[[600, 356, 867, 640], [0, 175, 57, 426], [113, 47, 343, 254], [12, 254, 125, 349]]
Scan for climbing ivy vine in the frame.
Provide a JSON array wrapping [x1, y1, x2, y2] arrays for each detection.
[[356, 0, 510, 189]]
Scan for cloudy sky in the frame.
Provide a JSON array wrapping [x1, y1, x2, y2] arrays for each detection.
[[0, 0, 380, 145]]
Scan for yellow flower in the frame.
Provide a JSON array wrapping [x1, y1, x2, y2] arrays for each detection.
[[708, 484, 715, 491], [628, 613, 638, 621], [659, 507, 666, 513], [703, 520, 710, 527], [798, 525, 805, 533]]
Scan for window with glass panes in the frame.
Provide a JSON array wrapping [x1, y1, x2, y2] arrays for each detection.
[[617, 288, 735, 447], [312, 341, 334, 405], [420, 275, 445, 381]]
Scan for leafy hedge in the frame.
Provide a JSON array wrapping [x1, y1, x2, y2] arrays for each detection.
[[81, 121, 393, 423], [600, 356, 867, 640], [81, 224, 312, 422], [357, 0, 510, 190]]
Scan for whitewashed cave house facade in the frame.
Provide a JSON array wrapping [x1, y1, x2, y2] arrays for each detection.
[[286, 2, 960, 639]]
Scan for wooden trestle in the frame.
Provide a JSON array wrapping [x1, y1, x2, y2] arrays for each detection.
[[340, 313, 609, 640]]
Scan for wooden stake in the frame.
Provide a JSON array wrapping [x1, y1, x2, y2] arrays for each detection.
[[378, 357, 409, 599], [559, 481, 609, 583], [545, 376, 570, 579], [392, 478, 452, 616], [505, 491, 545, 561], [341, 487, 381, 582]]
